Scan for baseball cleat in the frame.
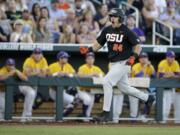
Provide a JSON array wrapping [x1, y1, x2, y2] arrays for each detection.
[[93, 111, 110, 123], [145, 95, 155, 114]]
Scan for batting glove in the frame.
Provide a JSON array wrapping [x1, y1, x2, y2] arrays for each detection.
[[126, 53, 138, 66], [80, 46, 93, 55]]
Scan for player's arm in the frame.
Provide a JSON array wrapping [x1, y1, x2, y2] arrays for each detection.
[[126, 28, 142, 66], [15, 70, 28, 81], [80, 28, 107, 54]]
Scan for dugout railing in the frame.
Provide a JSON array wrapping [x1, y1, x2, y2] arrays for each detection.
[[1, 76, 180, 122]]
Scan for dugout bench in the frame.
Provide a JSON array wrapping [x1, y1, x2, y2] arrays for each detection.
[[1, 76, 180, 122]]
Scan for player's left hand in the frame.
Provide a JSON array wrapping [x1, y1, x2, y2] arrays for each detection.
[[126, 56, 135, 66], [80, 46, 89, 55]]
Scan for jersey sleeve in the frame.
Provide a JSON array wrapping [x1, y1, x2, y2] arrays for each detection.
[[42, 58, 48, 69], [174, 61, 180, 73], [95, 67, 104, 76], [96, 27, 107, 46], [127, 28, 141, 46]]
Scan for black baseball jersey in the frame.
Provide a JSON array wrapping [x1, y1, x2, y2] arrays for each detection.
[[97, 24, 140, 62]]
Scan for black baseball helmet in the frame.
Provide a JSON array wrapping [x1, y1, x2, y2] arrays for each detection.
[[109, 8, 125, 23]]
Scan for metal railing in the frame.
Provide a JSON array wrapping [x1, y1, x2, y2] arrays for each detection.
[[120, 1, 139, 27], [153, 19, 174, 46]]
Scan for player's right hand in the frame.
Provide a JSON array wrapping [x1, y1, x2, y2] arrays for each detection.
[[126, 56, 135, 66], [80, 46, 89, 55]]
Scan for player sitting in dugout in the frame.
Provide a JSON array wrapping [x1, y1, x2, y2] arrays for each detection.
[[157, 51, 180, 124], [48, 51, 79, 117], [19, 48, 48, 122], [77, 52, 104, 118], [112, 52, 156, 123], [0, 58, 27, 121]]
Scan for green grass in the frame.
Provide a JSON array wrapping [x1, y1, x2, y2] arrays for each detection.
[[0, 125, 180, 135]]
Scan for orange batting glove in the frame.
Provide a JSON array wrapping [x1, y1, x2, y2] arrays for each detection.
[[126, 56, 135, 66], [80, 46, 89, 55]]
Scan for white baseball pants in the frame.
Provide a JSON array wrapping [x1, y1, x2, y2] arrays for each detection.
[[19, 86, 37, 117], [77, 90, 95, 117], [103, 60, 148, 111], [0, 92, 5, 119], [174, 92, 180, 123], [49, 88, 74, 106], [113, 94, 139, 122]]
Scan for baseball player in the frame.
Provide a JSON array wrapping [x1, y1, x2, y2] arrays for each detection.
[[77, 52, 104, 117], [48, 51, 76, 116], [113, 52, 156, 123], [80, 8, 154, 122], [19, 48, 48, 122], [0, 58, 27, 121], [158, 51, 180, 123]]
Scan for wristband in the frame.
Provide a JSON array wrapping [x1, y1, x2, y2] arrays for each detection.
[[132, 52, 139, 59]]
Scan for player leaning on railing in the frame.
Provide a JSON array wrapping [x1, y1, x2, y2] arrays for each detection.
[[0, 58, 27, 121], [80, 8, 155, 122]]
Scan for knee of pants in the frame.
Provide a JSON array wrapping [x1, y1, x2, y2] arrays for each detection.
[[26, 89, 36, 99], [103, 78, 113, 92], [63, 92, 74, 105]]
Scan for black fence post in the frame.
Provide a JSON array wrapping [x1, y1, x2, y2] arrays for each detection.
[[56, 86, 64, 121], [155, 88, 163, 122], [5, 85, 14, 120]]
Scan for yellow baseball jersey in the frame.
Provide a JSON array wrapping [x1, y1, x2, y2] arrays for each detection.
[[78, 64, 104, 91], [0, 66, 21, 91], [48, 62, 75, 75], [132, 63, 156, 77], [158, 59, 180, 77], [23, 56, 48, 75], [78, 64, 104, 76]]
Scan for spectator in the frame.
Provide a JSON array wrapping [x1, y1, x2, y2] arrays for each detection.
[[40, 6, 60, 43], [27, 0, 51, 12], [10, 19, 33, 43], [127, 0, 144, 12], [159, 1, 180, 45], [49, 0, 67, 25], [76, 24, 95, 44], [57, 0, 71, 11], [81, 0, 96, 16], [0, 0, 7, 12], [62, 9, 79, 34], [142, 0, 159, 35], [33, 17, 50, 43], [5, 0, 22, 22], [0, 9, 12, 42], [74, 0, 85, 21], [59, 24, 75, 43], [154, 0, 167, 14], [94, 4, 110, 29], [107, 0, 118, 9], [83, 10, 99, 37], [31, 3, 41, 22], [22, 9, 36, 35], [127, 15, 146, 43], [0, 58, 27, 121], [15, 0, 28, 11]]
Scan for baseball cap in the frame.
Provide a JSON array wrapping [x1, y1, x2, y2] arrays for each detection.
[[139, 52, 148, 58], [33, 48, 42, 54], [57, 51, 70, 59], [166, 50, 175, 58], [6, 58, 15, 66], [86, 52, 95, 58]]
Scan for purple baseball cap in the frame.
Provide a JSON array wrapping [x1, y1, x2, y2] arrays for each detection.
[[166, 50, 175, 58], [6, 58, 15, 66], [57, 51, 70, 59], [86, 52, 95, 58], [33, 48, 42, 54], [139, 52, 148, 58]]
